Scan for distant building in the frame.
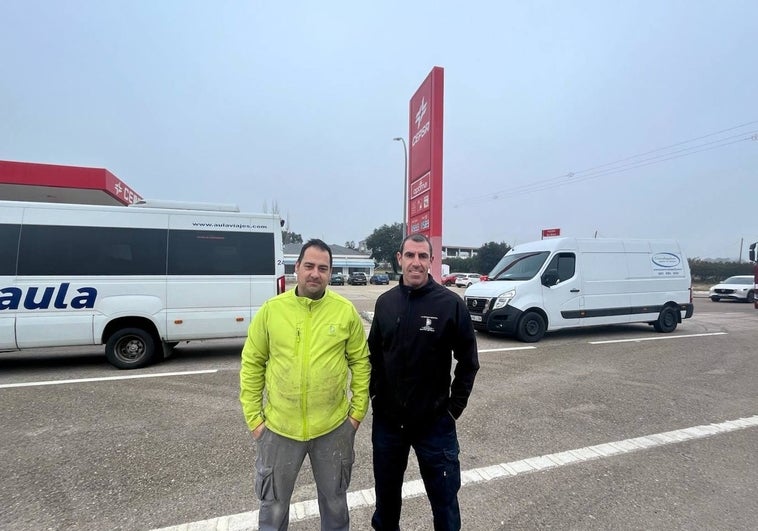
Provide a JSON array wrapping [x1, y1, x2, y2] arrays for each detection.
[[441, 245, 478, 259], [283, 243, 375, 278], [283, 242, 478, 282]]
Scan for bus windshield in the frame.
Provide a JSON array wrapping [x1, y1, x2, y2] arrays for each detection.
[[488, 251, 550, 281]]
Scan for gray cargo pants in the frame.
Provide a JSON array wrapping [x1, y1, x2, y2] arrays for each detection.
[[254, 418, 357, 531]]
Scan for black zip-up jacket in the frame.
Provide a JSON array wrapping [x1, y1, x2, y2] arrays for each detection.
[[368, 276, 479, 428]]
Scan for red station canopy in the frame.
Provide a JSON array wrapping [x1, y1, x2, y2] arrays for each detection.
[[0, 160, 142, 206]]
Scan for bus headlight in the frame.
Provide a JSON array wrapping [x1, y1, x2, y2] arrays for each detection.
[[493, 289, 516, 309]]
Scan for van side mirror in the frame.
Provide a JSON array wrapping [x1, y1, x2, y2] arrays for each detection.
[[542, 270, 558, 287]]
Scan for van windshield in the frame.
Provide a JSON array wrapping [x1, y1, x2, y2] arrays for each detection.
[[488, 251, 550, 281]]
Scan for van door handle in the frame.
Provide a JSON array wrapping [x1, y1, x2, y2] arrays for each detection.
[[570, 289, 580, 292]]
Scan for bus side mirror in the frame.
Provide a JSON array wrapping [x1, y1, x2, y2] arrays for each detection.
[[749, 243, 756, 263]]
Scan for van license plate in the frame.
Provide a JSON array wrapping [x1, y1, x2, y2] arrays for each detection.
[[471, 315, 482, 322]]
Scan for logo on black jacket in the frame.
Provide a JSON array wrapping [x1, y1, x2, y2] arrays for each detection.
[[419, 315, 437, 332]]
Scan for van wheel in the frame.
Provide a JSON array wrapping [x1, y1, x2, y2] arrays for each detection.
[[653, 307, 678, 333], [747, 291, 755, 303], [106, 328, 156, 369], [516, 312, 546, 342]]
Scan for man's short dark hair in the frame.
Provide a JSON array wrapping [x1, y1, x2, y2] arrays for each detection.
[[297, 239, 333, 268], [400, 233, 432, 256]]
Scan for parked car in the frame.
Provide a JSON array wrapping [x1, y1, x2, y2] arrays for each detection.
[[347, 272, 368, 285], [454, 273, 483, 288], [330, 273, 344, 286], [369, 273, 389, 285], [709, 275, 755, 302], [441, 272, 466, 286]]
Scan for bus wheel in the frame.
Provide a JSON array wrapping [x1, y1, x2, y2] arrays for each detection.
[[653, 306, 678, 333], [516, 311, 546, 342], [106, 328, 156, 369]]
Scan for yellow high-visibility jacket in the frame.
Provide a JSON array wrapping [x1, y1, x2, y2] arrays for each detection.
[[240, 288, 370, 441]]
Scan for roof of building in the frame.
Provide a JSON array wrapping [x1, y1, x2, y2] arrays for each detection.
[[284, 243, 371, 257], [284, 243, 374, 268]]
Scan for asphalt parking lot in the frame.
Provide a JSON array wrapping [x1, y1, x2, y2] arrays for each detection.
[[1, 285, 757, 530]]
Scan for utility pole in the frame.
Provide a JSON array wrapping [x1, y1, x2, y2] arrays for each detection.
[[393, 137, 408, 238]]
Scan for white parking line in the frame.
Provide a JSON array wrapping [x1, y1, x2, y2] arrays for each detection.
[[0, 369, 218, 389], [478, 346, 537, 353], [590, 332, 727, 345], [152, 414, 758, 531]]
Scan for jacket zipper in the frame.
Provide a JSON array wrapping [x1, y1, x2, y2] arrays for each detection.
[[300, 305, 311, 439]]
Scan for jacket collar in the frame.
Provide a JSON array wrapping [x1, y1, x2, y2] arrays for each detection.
[[398, 275, 437, 295], [293, 287, 327, 307]]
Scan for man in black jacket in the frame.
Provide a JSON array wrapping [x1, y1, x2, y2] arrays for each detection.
[[368, 233, 479, 531]]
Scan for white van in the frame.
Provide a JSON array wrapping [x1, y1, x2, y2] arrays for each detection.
[[0, 199, 285, 368], [463, 237, 693, 342]]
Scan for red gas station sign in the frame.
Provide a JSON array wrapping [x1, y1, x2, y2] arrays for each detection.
[[407, 67, 444, 280]]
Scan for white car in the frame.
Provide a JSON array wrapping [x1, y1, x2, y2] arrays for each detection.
[[454, 273, 482, 288], [709, 275, 755, 302]]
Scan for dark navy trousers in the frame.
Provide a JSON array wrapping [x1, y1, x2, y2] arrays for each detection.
[[371, 412, 462, 531]]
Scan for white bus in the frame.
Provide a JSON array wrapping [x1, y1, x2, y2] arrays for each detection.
[[0, 199, 285, 369]]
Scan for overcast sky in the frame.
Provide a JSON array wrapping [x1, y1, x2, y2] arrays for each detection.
[[2, 1, 756, 260]]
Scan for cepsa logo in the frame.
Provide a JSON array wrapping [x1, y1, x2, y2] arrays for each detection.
[[412, 97, 430, 147], [410, 173, 430, 199], [113, 181, 141, 204], [0, 283, 98, 310]]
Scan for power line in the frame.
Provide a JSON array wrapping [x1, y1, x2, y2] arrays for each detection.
[[453, 121, 758, 207], [568, 119, 758, 176]]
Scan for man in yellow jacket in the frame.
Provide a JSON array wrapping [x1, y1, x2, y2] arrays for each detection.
[[240, 239, 370, 531]]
